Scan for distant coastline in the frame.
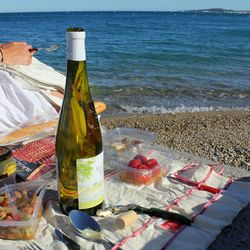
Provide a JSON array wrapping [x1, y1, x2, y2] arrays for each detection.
[[185, 8, 250, 14], [0, 8, 250, 14]]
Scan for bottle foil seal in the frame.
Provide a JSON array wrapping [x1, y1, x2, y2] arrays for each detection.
[[66, 30, 86, 61]]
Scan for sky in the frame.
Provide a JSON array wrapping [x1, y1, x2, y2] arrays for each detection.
[[1, 0, 250, 13]]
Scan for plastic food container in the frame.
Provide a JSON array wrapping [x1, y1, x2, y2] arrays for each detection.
[[0, 146, 16, 187], [118, 148, 168, 185], [104, 128, 157, 159], [0, 180, 46, 240]]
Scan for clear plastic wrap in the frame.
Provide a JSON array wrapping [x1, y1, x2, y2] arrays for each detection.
[[104, 127, 157, 152], [0, 120, 57, 147]]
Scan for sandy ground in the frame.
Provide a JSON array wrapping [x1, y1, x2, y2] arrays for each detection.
[[101, 110, 250, 250]]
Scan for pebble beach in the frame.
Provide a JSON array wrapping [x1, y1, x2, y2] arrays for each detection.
[[101, 110, 250, 250]]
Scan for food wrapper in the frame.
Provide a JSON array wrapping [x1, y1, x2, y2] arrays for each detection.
[[13, 136, 56, 180]]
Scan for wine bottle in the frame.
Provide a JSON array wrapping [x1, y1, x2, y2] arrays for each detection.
[[56, 27, 104, 215]]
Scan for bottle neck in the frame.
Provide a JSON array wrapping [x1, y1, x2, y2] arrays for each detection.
[[66, 30, 86, 61], [65, 29, 91, 102]]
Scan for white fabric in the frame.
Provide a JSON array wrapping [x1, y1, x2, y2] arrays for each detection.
[[0, 57, 66, 108], [7, 57, 65, 91], [0, 70, 58, 133]]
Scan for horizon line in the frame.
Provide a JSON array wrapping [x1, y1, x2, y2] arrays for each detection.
[[1, 8, 250, 14]]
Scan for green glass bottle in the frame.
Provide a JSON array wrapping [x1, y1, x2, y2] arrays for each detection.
[[56, 27, 104, 215]]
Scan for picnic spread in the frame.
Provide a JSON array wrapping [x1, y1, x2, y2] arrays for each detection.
[[0, 127, 249, 249], [0, 59, 249, 250]]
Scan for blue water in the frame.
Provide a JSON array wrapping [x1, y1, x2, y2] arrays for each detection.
[[1, 11, 250, 114]]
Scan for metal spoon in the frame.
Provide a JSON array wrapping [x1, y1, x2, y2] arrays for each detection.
[[69, 210, 122, 249], [31, 44, 60, 52]]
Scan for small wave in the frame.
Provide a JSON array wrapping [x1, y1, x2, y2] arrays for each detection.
[[119, 105, 250, 114], [113, 88, 123, 92], [239, 94, 247, 99]]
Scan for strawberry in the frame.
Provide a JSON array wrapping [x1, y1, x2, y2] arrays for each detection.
[[146, 159, 159, 168], [134, 154, 147, 163], [128, 159, 141, 168], [137, 164, 149, 170]]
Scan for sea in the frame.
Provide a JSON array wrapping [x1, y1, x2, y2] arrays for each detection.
[[1, 11, 250, 115]]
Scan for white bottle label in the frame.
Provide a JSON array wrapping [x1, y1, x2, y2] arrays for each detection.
[[76, 152, 104, 209]]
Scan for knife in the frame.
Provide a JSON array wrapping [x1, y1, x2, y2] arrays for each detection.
[[133, 205, 191, 226], [97, 204, 191, 226], [55, 229, 81, 250]]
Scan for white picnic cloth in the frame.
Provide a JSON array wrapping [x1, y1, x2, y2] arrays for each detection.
[[1, 146, 248, 250], [0, 70, 58, 133]]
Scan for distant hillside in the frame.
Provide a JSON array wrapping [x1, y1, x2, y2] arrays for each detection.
[[186, 8, 250, 14]]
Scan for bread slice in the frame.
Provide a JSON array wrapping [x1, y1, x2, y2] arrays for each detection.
[[94, 101, 107, 114]]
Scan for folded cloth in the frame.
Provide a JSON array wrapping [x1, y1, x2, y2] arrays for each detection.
[[9, 57, 65, 91], [0, 57, 66, 108], [0, 70, 58, 133]]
